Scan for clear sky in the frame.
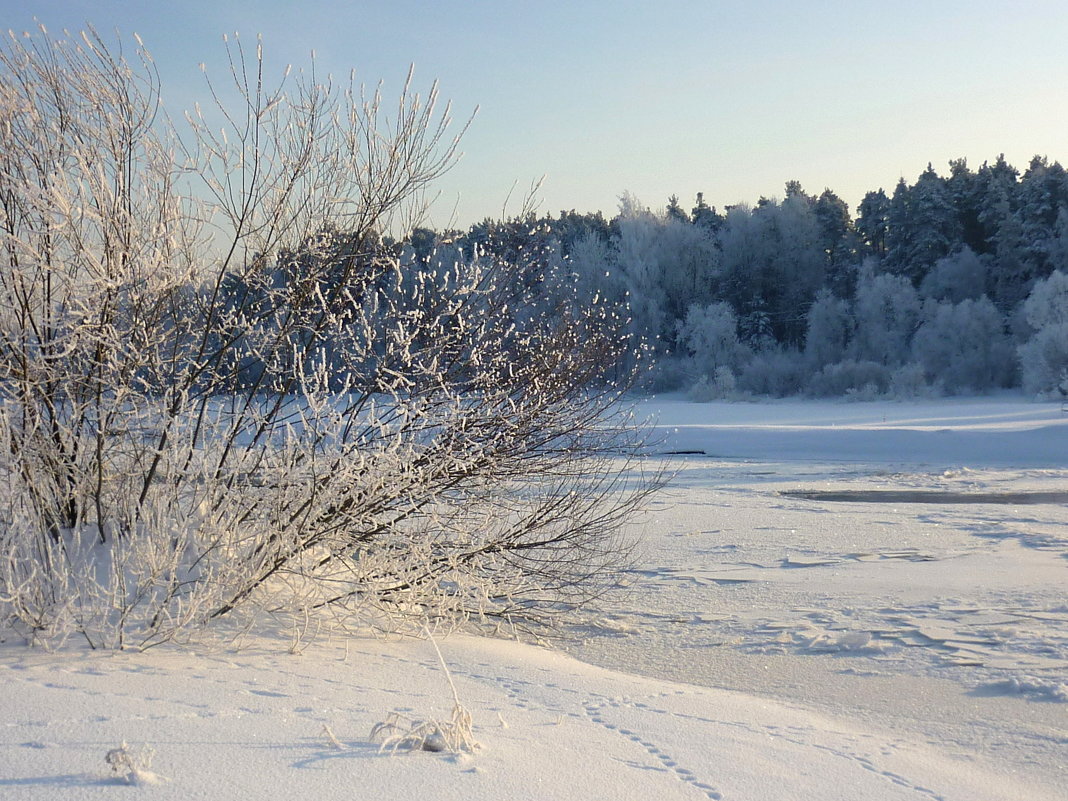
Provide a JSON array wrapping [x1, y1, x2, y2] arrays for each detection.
[[7, 1, 1068, 228]]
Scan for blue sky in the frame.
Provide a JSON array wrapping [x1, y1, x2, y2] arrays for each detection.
[[7, 1, 1068, 228]]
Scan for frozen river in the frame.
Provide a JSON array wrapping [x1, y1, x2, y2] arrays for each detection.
[[564, 395, 1068, 793]]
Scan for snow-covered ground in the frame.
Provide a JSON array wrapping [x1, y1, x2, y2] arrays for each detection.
[[2, 396, 1066, 800]]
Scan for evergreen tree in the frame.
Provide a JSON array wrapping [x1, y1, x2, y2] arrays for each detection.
[[1046, 207, 1068, 274], [856, 188, 890, 257], [551, 209, 612, 254], [717, 195, 825, 347], [666, 194, 689, 224], [946, 158, 986, 254], [691, 192, 722, 230], [815, 188, 858, 297], [1017, 156, 1068, 277], [884, 178, 912, 272], [974, 155, 1021, 254], [986, 189, 1031, 310], [887, 166, 961, 284]]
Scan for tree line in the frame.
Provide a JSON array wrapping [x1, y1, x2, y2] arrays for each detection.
[[406, 157, 1068, 399]]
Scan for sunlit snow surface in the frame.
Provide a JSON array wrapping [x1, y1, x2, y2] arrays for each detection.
[[566, 395, 1068, 794], [1, 396, 1065, 800]]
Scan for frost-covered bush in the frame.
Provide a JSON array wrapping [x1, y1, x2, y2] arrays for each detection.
[[889, 362, 939, 399], [804, 290, 853, 369], [738, 347, 808, 397], [0, 30, 657, 648], [911, 297, 1014, 392], [1018, 271, 1068, 395], [104, 742, 163, 786], [642, 354, 691, 393], [807, 360, 890, 397], [688, 367, 740, 402], [850, 267, 921, 366], [1019, 326, 1068, 396], [1021, 270, 1068, 329], [844, 382, 882, 402], [675, 302, 750, 378]]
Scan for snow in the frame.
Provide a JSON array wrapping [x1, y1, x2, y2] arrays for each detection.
[[647, 395, 1068, 465], [2, 395, 1066, 800]]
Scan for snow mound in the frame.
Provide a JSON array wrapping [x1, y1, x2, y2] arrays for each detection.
[[974, 676, 1068, 703]]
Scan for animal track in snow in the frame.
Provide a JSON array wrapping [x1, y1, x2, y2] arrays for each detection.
[[582, 698, 722, 799], [585, 692, 950, 801]]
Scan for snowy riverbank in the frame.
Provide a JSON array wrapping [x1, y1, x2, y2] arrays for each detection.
[[2, 396, 1065, 800]]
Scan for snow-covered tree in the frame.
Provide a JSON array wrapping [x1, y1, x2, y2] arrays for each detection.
[[1021, 269, 1068, 329], [946, 158, 985, 255], [691, 192, 722, 230], [675, 302, 749, 380], [919, 247, 988, 303], [567, 230, 623, 308], [1018, 271, 1068, 395], [1045, 207, 1068, 275], [815, 188, 859, 297], [851, 263, 921, 366], [804, 290, 853, 369], [611, 195, 716, 350], [717, 192, 825, 346], [655, 211, 718, 326], [1017, 156, 1068, 274], [856, 188, 890, 257], [612, 194, 670, 346], [716, 203, 764, 314], [886, 167, 961, 284], [771, 190, 828, 344], [911, 297, 1014, 392]]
